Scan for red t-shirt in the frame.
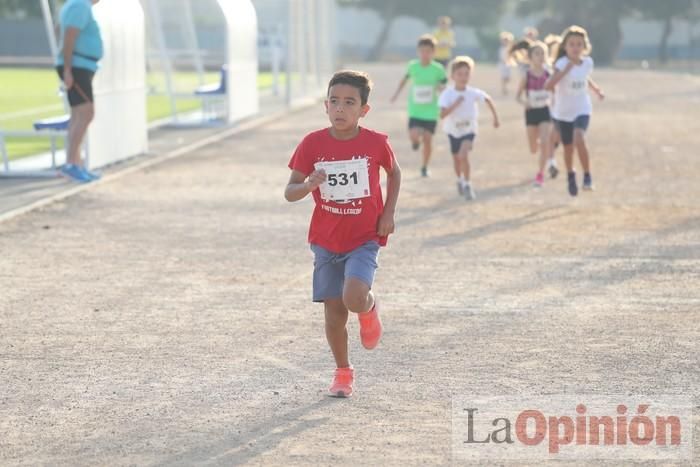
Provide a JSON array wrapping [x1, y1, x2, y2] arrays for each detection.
[[288, 127, 396, 253]]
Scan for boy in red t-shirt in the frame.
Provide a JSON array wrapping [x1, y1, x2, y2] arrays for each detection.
[[285, 70, 402, 398]]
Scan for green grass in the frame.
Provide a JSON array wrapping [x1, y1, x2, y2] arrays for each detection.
[[0, 68, 280, 160]]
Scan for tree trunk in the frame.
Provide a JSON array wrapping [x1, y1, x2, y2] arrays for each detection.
[[659, 16, 673, 64], [588, 10, 623, 65], [366, 0, 398, 61]]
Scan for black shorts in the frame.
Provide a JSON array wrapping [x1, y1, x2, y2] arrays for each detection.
[[553, 115, 590, 145], [525, 107, 551, 126], [448, 133, 476, 154], [56, 66, 95, 107], [408, 117, 437, 134]]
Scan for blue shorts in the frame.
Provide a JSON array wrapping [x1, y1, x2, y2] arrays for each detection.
[[310, 241, 380, 303], [553, 115, 590, 146], [448, 133, 476, 155]]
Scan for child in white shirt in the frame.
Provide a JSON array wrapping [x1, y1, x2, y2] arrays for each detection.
[[438, 56, 500, 200], [498, 31, 515, 96], [546, 25, 605, 196]]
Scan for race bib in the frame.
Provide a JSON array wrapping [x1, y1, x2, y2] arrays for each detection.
[[413, 85, 434, 104], [455, 119, 472, 133], [528, 89, 550, 108], [569, 79, 587, 95], [314, 159, 370, 201]]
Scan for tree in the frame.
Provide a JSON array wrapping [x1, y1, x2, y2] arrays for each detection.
[[335, 0, 400, 61], [0, 0, 65, 19], [0, 0, 43, 18], [514, 0, 637, 65], [632, 0, 694, 63], [448, 0, 510, 60], [337, 0, 508, 61]]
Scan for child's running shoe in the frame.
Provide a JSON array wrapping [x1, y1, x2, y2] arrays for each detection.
[[60, 164, 92, 183], [420, 166, 429, 178], [456, 180, 465, 195], [534, 172, 544, 187], [412, 142, 420, 151], [328, 367, 354, 398], [548, 159, 559, 179], [358, 301, 382, 350], [567, 172, 578, 197], [582, 173, 594, 191], [80, 167, 102, 181], [464, 182, 476, 201]]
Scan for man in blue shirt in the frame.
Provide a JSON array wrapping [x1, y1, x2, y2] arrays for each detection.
[[55, 0, 103, 182]]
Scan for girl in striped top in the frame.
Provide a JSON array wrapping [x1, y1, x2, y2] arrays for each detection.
[[516, 41, 557, 187]]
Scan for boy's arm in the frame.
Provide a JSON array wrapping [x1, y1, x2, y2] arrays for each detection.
[[61, 28, 81, 89], [284, 169, 326, 202], [485, 96, 500, 128], [439, 95, 464, 119], [390, 76, 409, 103], [588, 77, 605, 100], [545, 60, 574, 91], [377, 162, 402, 236]]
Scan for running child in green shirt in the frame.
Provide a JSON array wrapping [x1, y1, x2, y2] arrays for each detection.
[[391, 35, 448, 177]]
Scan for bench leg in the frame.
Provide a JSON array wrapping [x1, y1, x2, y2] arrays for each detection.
[[50, 136, 57, 169], [0, 135, 9, 172]]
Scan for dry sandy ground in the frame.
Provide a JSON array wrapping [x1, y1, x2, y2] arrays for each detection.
[[1, 64, 699, 466]]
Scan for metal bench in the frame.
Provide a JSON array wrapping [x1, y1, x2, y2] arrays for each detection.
[[194, 65, 227, 119], [0, 115, 81, 178]]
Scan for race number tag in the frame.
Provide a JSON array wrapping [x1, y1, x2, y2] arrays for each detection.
[[451, 119, 472, 136], [314, 159, 370, 201], [528, 90, 550, 108], [413, 85, 434, 104], [569, 79, 587, 95]]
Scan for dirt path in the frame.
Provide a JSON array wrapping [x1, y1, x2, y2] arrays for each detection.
[[1, 64, 698, 466]]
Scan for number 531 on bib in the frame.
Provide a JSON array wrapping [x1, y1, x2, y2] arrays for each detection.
[[314, 159, 371, 201]]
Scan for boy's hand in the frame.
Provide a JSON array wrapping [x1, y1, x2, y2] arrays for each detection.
[[305, 169, 327, 191], [597, 89, 606, 101], [449, 95, 465, 111], [63, 69, 74, 89], [377, 211, 395, 237], [493, 117, 500, 129]]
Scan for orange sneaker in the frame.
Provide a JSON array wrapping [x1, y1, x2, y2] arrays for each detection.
[[328, 367, 354, 398], [358, 301, 382, 350]]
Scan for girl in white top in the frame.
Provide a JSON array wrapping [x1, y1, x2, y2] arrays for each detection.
[[543, 34, 564, 174], [546, 25, 605, 196], [438, 56, 500, 200]]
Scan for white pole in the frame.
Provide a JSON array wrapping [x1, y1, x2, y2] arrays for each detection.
[[305, 0, 318, 91], [328, 0, 337, 70], [41, 0, 69, 113], [40, 0, 59, 57], [286, 0, 294, 106], [146, 0, 179, 121], [296, 0, 307, 95], [314, 0, 323, 87], [182, 0, 205, 85], [272, 25, 281, 97]]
